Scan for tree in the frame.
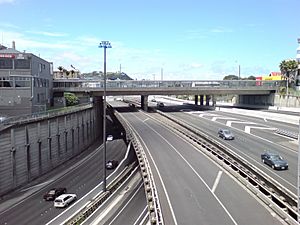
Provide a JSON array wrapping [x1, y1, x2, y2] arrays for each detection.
[[64, 92, 79, 106], [279, 59, 299, 96], [223, 75, 239, 80], [247, 76, 256, 80]]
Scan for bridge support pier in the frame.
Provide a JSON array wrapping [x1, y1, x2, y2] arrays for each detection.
[[212, 95, 216, 106], [141, 95, 149, 111], [200, 95, 204, 106], [194, 95, 198, 105], [205, 95, 210, 106]]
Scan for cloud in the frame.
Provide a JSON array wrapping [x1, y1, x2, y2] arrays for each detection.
[[0, 0, 15, 4], [0, 22, 19, 29], [184, 29, 207, 40], [210, 27, 233, 33], [27, 30, 68, 37]]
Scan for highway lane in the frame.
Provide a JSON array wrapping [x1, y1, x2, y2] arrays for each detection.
[[104, 183, 147, 225], [0, 139, 127, 225], [119, 109, 284, 225], [159, 106, 297, 194]]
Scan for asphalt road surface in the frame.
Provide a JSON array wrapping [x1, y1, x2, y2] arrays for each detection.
[[117, 107, 285, 225], [160, 105, 297, 194]]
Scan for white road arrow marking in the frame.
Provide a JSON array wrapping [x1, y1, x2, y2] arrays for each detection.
[[244, 126, 277, 134], [226, 121, 256, 127]]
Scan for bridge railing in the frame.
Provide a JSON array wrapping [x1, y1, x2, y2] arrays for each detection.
[[53, 79, 280, 89]]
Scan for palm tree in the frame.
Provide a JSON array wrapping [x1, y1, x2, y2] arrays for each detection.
[[57, 66, 63, 78], [279, 59, 299, 96]]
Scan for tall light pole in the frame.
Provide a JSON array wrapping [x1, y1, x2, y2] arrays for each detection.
[[99, 41, 112, 192]]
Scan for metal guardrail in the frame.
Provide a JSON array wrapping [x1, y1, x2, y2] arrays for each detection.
[[154, 110, 298, 224], [65, 162, 137, 225], [275, 129, 298, 140], [115, 111, 164, 225]]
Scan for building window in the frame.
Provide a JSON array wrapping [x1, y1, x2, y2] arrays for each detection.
[[15, 77, 31, 87], [39, 63, 42, 72], [15, 59, 30, 69], [0, 58, 13, 69], [0, 77, 13, 87]]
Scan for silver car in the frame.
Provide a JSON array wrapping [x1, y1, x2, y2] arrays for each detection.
[[218, 128, 234, 140]]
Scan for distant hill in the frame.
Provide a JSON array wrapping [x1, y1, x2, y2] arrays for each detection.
[[81, 71, 133, 80]]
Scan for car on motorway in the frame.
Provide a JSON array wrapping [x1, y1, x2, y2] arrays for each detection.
[[54, 194, 77, 208], [261, 152, 288, 170], [43, 188, 67, 201], [157, 102, 164, 107], [218, 128, 234, 140], [106, 160, 119, 169], [107, 135, 113, 141], [129, 103, 135, 108]]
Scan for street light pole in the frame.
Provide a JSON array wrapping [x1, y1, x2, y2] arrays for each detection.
[[99, 41, 112, 192]]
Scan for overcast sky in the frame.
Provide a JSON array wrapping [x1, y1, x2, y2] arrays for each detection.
[[0, 0, 299, 80]]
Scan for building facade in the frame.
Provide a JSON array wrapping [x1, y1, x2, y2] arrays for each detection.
[[0, 42, 53, 117]]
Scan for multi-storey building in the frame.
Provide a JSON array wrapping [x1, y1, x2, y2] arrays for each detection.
[[0, 42, 53, 117]]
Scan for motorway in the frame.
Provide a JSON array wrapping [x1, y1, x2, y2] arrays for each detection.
[[116, 103, 285, 225], [157, 104, 298, 194], [0, 97, 296, 225], [0, 137, 130, 225]]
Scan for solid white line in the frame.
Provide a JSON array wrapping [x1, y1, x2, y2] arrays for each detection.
[[212, 171, 223, 193], [140, 117, 238, 225], [133, 205, 148, 225], [131, 114, 178, 225], [46, 144, 131, 225], [190, 115, 297, 190], [106, 183, 144, 225]]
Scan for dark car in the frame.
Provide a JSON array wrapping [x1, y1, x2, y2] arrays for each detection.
[[106, 160, 119, 170], [218, 128, 234, 140], [261, 152, 288, 170], [43, 188, 67, 201]]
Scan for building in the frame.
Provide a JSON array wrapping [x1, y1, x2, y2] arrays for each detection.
[[53, 66, 80, 79], [0, 41, 53, 117]]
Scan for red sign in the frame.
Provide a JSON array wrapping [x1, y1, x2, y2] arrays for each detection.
[[0, 54, 15, 58]]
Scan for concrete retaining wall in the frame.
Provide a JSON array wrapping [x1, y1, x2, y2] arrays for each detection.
[[274, 95, 300, 108], [0, 105, 101, 196]]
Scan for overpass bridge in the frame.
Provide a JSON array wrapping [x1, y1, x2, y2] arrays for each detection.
[[53, 79, 279, 109]]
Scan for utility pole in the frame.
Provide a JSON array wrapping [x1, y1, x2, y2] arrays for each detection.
[[98, 41, 112, 192]]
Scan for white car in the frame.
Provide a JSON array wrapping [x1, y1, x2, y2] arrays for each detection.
[[107, 135, 113, 141], [54, 194, 77, 208]]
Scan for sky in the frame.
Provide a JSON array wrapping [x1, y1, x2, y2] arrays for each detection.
[[0, 0, 299, 80]]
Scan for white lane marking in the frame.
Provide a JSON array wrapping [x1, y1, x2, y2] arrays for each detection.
[[212, 171, 223, 193], [140, 118, 238, 225], [105, 183, 144, 225], [21, 180, 53, 192], [245, 126, 277, 134], [46, 145, 132, 225], [131, 115, 178, 225], [133, 205, 148, 225], [226, 121, 256, 127], [212, 117, 237, 121], [193, 115, 297, 190], [143, 118, 149, 122]]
